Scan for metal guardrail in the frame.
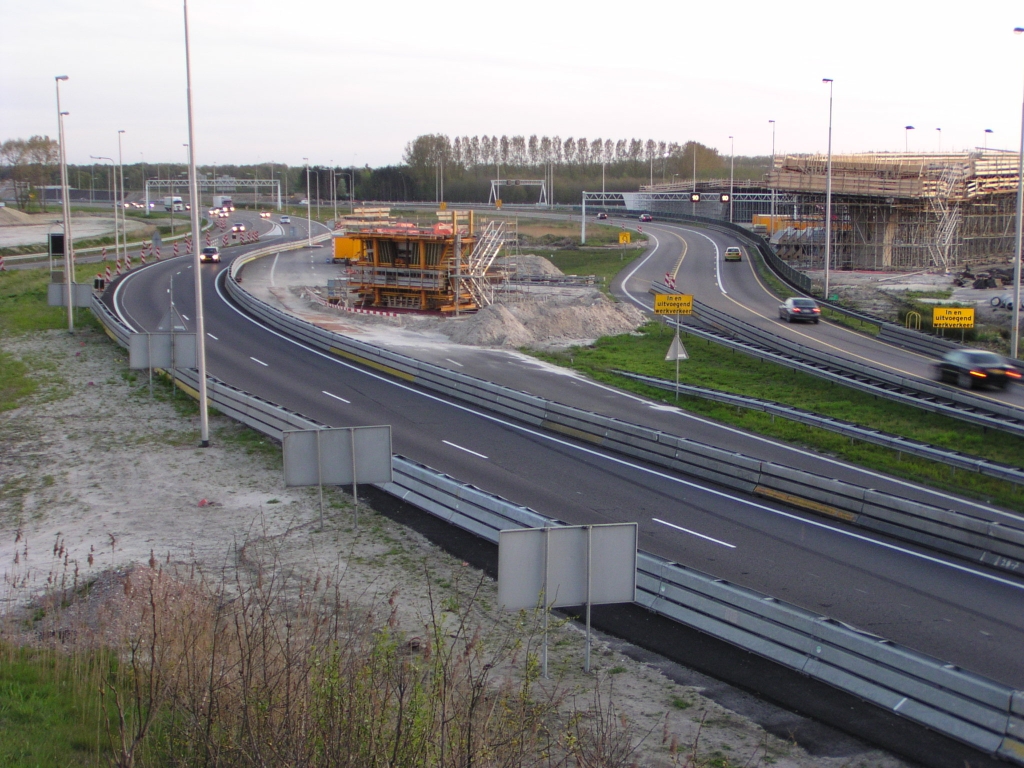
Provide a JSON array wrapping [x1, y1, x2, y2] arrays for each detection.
[[83, 291, 1024, 765], [648, 280, 1024, 440], [222, 270, 1024, 578], [612, 369, 1024, 487]]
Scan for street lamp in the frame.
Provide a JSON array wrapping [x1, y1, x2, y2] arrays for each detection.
[[303, 157, 311, 247], [692, 142, 697, 215], [985, 128, 994, 149], [769, 119, 776, 232], [936, 127, 942, 152], [905, 125, 915, 153], [823, 77, 834, 302], [183, 0, 210, 448], [1011, 27, 1024, 359], [117, 130, 126, 266], [340, 171, 355, 214], [55, 75, 74, 332], [91, 155, 119, 267], [728, 135, 734, 223]]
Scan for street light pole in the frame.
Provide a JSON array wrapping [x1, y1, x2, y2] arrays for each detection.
[[692, 142, 697, 215], [985, 129, 994, 149], [183, 0, 210, 447], [728, 136, 734, 223], [769, 119, 776, 232], [117, 130, 126, 265], [1012, 28, 1024, 359], [55, 75, 74, 332], [905, 126, 915, 153], [303, 158, 311, 247], [823, 78, 834, 302], [91, 155, 118, 268]]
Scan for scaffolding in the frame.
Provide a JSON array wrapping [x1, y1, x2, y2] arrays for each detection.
[[766, 151, 1021, 270], [332, 210, 508, 313]]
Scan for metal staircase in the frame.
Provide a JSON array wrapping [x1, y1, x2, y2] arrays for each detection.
[[461, 220, 506, 306], [927, 165, 964, 269]]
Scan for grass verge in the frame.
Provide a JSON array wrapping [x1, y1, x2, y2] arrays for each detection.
[[529, 321, 1024, 512]]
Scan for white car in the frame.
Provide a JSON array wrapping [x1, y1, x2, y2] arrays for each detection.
[[231, 222, 247, 233], [259, 211, 271, 219], [280, 215, 291, 224]]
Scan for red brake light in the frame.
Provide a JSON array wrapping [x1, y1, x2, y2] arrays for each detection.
[[1007, 370, 1022, 379]]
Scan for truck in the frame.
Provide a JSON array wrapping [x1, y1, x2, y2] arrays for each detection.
[[212, 195, 234, 211], [163, 195, 184, 212]]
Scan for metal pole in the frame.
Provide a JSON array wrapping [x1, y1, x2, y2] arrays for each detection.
[[55, 76, 74, 332], [118, 131, 127, 269], [581, 192, 586, 244], [542, 527, 550, 679], [316, 428, 324, 530], [1013, 30, 1024, 358], [769, 120, 776, 234], [304, 158, 311, 248], [351, 428, 359, 529], [824, 78, 834, 302], [728, 136, 734, 223], [692, 143, 697, 215], [585, 525, 592, 673], [183, 0, 211, 448], [332, 167, 337, 224]]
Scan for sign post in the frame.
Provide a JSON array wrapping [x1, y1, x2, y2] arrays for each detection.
[[654, 293, 692, 398], [932, 307, 975, 342]]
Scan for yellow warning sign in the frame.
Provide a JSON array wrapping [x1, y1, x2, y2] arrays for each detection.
[[654, 294, 693, 315], [618, 231, 631, 244], [932, 307, 975, 329]]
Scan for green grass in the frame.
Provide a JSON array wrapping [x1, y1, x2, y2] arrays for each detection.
[[0, 645, 116, 767], [530, 321, 1024, 512], [0, 265, 103, 335], [523, 247, 646, 295]]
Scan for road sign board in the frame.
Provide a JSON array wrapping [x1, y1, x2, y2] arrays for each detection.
[[932, 307, 975, 329], [653, 293, 693, 315], [618, 232, 631, 244], [665, 334, 688, 361]]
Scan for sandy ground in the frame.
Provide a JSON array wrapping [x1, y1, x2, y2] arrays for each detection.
[[0, 325, 911, 767], [0, 211, 154, 248]]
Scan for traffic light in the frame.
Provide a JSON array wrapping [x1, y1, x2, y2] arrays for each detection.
[[719, 193, 730, 203], [690, 192, 701, 203]]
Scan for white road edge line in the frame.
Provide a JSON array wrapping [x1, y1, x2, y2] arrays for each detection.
[[207, 333, 218, 341], [653, 518, 736, 548], [181, 314, 189, 321], [445, 358, 464, 367], [442, 440, 489, 459], [250, 357, 268, 367], [322, 390, 350, 403], [211, 270, 1024, 591]]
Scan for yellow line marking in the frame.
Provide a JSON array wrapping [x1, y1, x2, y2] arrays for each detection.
[[330, 347, 416, 381], [668, 233, 688, 280], [754, 485, 858, 522]]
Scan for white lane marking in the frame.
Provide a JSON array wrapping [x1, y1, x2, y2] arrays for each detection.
[[442, 440, 489, 459], [213, 272, 1024, 592], [250, 357, 268, 366], [322, 390, 350, 403], [653, 518, 736, 548], [612, 224, 1010, 519], [181, 314, 189, 321], [445, 358, 464, 367], [270, 253, 280, 286], [207, 333, 218, 341], [176, 271, 182, 275]]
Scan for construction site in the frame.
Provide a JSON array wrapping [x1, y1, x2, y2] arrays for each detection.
[[329, 209, 508, 313], [764, 151, 1022, 271]]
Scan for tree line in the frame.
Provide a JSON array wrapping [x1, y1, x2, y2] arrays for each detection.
[[1, 133, 772, 210]]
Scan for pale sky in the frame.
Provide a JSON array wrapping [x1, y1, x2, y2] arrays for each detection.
[[4, 0, 1024, 168]]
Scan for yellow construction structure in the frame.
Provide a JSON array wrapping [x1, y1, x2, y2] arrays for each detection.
[[332, 210, 507, 313]]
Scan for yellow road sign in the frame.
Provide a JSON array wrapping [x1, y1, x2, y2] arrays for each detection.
[[932, 307, 975, 329], [654, 293, 693, 315], [618, 231, 631, 244]]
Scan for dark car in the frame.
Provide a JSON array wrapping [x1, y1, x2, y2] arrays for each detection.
[[200, 246, 221, 263], [638, 213, 653, 222], [231, 222, 247, 233], [596, 212, 608, 220], [935, 349, 1021, 389], [778, 297, 821, 323]]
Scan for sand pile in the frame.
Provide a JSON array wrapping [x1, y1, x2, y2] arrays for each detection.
[[496, 253, 564, 276], [443, 289, 645, 349], [0, 206, 37, 225]]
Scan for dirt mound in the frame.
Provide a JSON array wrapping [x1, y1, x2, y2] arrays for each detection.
[[495, 253, 563, 276], [0, 206, 37, 225], [444, 290, 645, 349]]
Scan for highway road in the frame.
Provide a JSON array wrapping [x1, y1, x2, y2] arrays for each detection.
[[613, 216, 1024, 413], [107, 209, 1024, 691]]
